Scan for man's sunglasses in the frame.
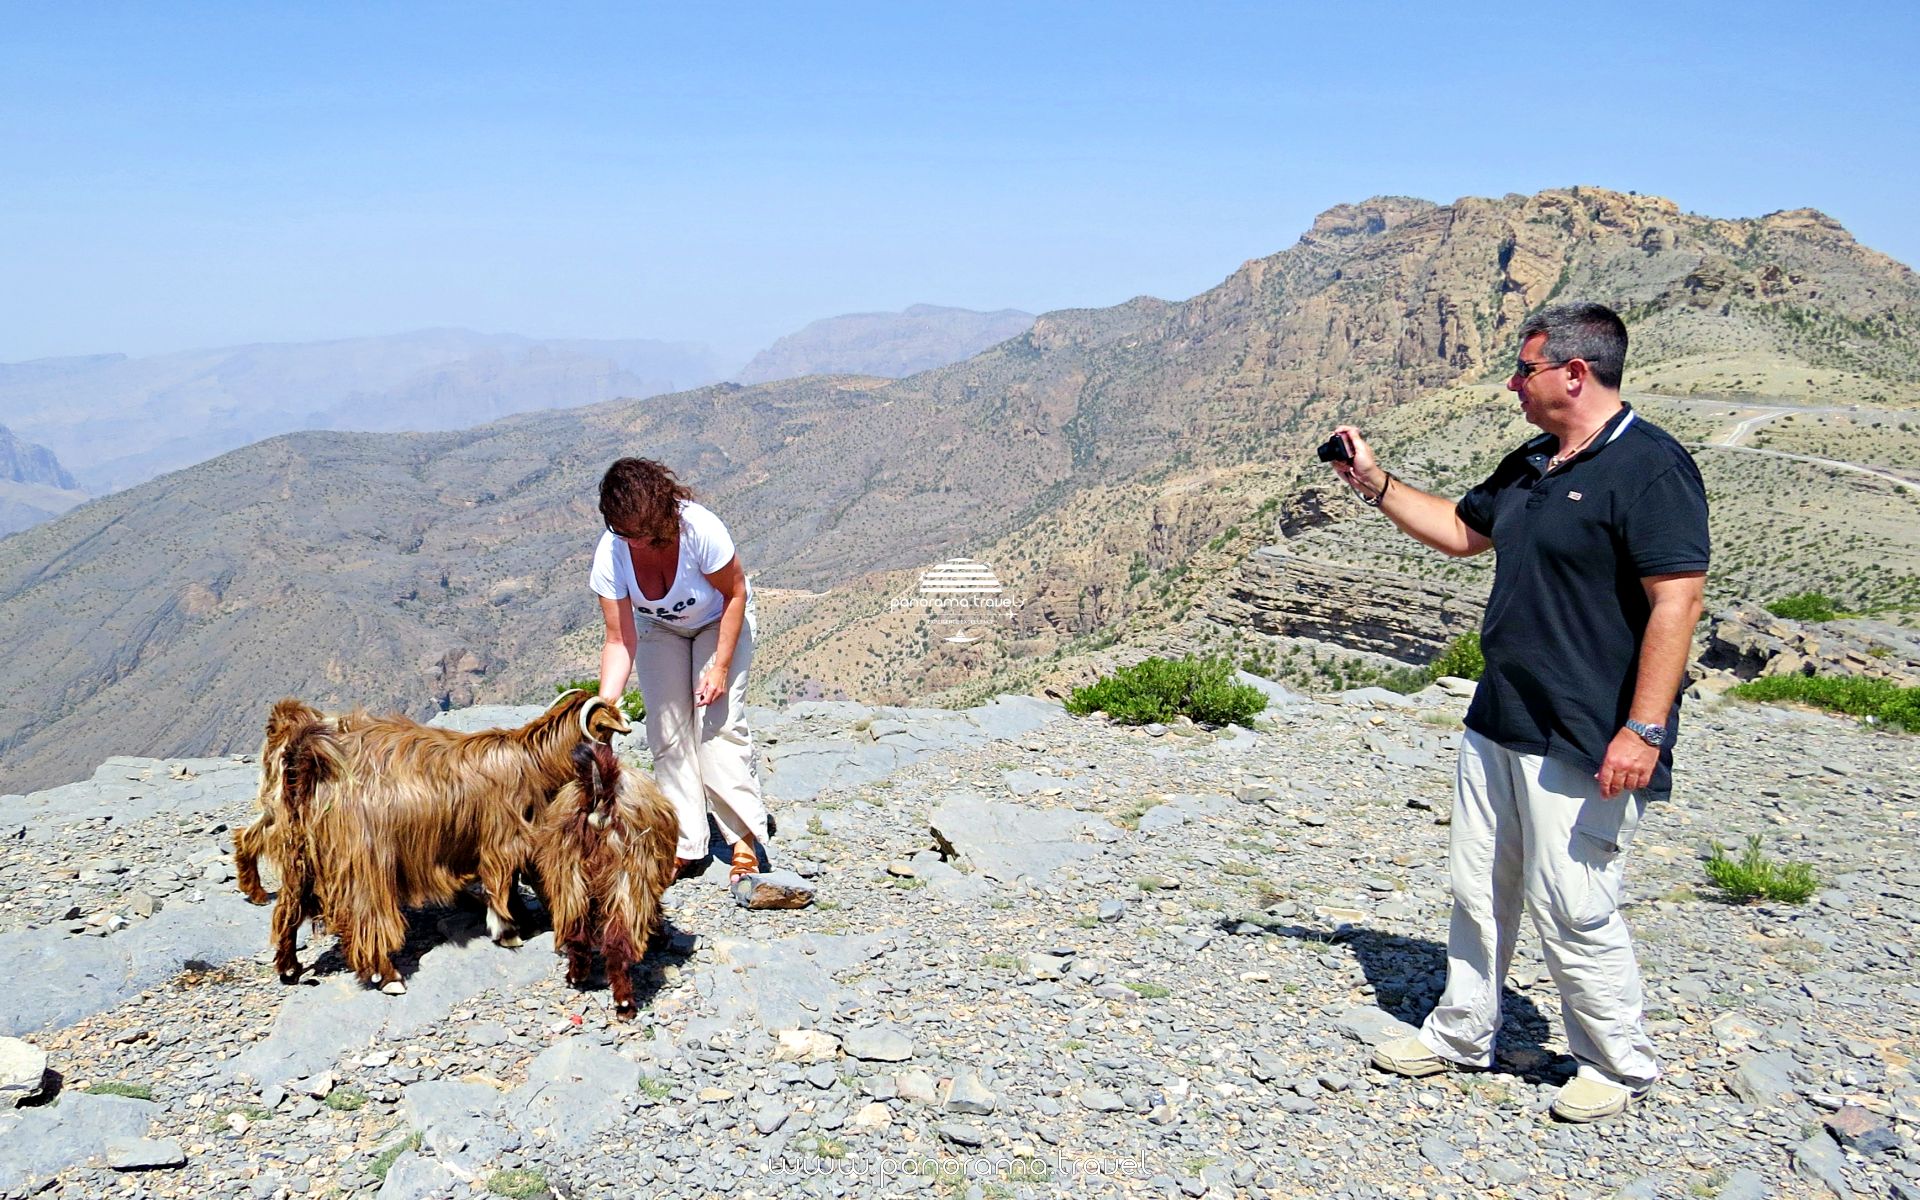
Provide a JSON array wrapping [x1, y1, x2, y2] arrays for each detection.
[[1512, 358, 1573, 380]]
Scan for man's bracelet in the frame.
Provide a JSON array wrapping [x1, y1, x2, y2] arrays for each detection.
[[1360, 472, 1393, 508]]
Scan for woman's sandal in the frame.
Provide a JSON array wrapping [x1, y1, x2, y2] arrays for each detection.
[[728, 839, 760, 884]]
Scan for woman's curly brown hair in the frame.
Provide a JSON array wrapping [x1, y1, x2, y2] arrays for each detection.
[[599, 458, 695, 542]]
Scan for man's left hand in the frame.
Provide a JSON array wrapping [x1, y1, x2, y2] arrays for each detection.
[[1596, 729, 1659, 798]]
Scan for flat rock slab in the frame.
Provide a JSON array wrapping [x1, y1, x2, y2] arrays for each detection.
[[401, 1080, 513, 1173], [0, 892, 261, 1037], [0, 755, 255, 834], [104, 1136, 185, 1170], [927, 794, 1116, 884], [0, 1092, 155, 1192], [225, 922, 560, 1087], [501, 1039, 641, 1150], [376, 1151, 467, 1200], [761, 696, 1063, 803], [690, 931, 894, 1038], [1334, 1006, 1420, 1047], [842, 1024, 915, 1062]]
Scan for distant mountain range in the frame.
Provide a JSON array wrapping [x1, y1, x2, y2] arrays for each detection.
[[734, 304, 1035, 384], [2, 187, 1916, 792], [0, 307, 1037, 512], [0, 426, 86, 538], [0, 330, 726, 496]]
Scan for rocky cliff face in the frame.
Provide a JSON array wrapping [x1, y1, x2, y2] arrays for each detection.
[[1205, 547, 1486, 662], [0, 426, 76, 490]]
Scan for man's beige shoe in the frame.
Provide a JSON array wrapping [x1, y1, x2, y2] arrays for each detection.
[[1550, 1075, 1649, 1123], [1369, 1035, 1454, 1078]]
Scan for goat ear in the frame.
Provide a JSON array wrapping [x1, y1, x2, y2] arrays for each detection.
[[583, 698, 633, 741]]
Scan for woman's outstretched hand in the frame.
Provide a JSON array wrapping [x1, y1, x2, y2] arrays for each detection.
[[694, 662, 728, 707]]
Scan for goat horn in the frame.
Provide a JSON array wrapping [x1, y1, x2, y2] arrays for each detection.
[[578, 694, 611, 739]]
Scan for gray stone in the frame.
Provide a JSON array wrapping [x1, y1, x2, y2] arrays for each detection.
[[376, 1151, 466, 1200], [0, 1092, 154, 1193], [1097, 900, 1126, 923], [945, 1073, 997, 1115], [1020, 953, 1069, 981], [753, 1105, 790, 1135], [226, 926, 559, 1086], [1081, 1088, 1126, 1112], [1334, 1007, 1419, 1047], [503, 1039, 641, 1150], [104, 1136, 185, 1170], [0, 892, 261, 1036], [842, 1024, 914, 1062], [927, 795, 1113, 884], [1791, 1134, 1852, 1199], [1234, 671, 1307, 707], [1419, 1136, 1464, 1170], [1716, 1169, 1770, 1200], [937, 1122, 985, 1147], [0, 1037, 48, 1107], [1728, 1050, 1799, 1107], [1137, 805, 1188, 834], [402, 1080, 512, 1172], [691, 932, 891, 1037]]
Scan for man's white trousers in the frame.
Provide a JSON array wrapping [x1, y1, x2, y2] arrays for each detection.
[[1418, 729, 1658, 1090]]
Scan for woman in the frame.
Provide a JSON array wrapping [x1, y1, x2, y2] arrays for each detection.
[[591, 457, 769, 883]]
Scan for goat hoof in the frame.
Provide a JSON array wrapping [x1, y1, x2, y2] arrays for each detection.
[[278, 969, 302, 985], [380, 978, 407, 996], [496, 933, 523, 949], [614, 1003, 637, 1021]]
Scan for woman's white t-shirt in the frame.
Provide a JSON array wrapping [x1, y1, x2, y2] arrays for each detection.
[[589, 501, 738, 629]]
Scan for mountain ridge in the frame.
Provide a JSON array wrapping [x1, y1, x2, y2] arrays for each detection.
[[2, 186, 1917, 793]]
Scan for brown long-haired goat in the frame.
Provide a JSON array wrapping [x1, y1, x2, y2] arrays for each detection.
[[234, 689, 630, 994], [532, 739, 679, 1019]]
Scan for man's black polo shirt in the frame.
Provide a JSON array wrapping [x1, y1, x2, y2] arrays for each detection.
[[1455, 404, 1710, 797]]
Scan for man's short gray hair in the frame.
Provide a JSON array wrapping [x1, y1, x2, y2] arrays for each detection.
[[1518, 303, 1628, 389]]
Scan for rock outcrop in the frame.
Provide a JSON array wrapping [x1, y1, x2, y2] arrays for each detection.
[[1698, 607, 1920, 686], [1206, 547, 1486, 661]]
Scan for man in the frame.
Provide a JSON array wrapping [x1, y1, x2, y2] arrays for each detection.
[[1325, 302, 1708, 1122]]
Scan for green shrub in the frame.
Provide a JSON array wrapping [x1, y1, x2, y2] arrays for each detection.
[[83, 1081, 153, 1101], [486, 1169, 552, 1199], [323, 1087, 368, 1112], [1704, 834, 1819, 904], [1066, 656, 1267, 726], [1765, 592, 1839, 622], [368, 1133, 422, 1183], [1430, 631, 1485, 681], [1728, 675, 1920, 731], [554, 679, 644, 721]]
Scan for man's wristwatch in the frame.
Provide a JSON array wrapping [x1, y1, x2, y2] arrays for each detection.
[[1623, 719, 1667, 748]]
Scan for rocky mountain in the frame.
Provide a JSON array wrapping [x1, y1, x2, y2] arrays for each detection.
[[0, 426, 87, 539], [733, 304, 1035, 384], [3, 187, 1918, 792], [0, 330, 725, 494]]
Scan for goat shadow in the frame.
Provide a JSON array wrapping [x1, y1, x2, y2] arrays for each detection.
[[295, 886, 695, 1013], [1238, 919, 1576, 1086]]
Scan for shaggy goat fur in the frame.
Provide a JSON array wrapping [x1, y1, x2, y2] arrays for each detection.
[[532, 741, 679, 1019], [234, 689, 630, 993]]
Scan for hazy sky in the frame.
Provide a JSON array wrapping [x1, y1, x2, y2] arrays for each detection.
[[4, 2, 1915, 366]]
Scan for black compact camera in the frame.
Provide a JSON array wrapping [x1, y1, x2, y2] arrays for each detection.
[[1316, 432, 1353, 464]]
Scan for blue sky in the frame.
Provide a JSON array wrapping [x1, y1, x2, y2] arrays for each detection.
[[3, 2, 1915, 366]]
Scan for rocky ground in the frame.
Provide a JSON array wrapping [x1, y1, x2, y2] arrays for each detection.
[[1, 682, 1917, 1200]]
